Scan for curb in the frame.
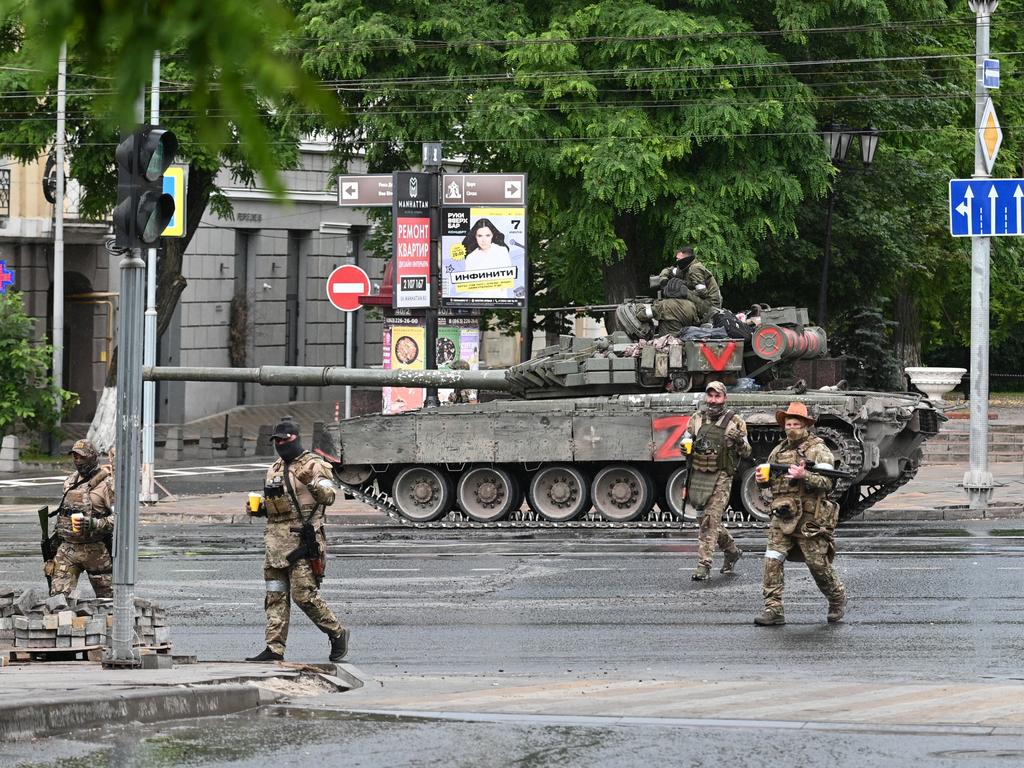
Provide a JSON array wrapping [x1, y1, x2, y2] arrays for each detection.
[[861, 505, 1024, 522], [0, 683, 263, 742]]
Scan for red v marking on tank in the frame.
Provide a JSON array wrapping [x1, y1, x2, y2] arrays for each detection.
[[700, 341, 737, 371], [653, 415, 691, 460]]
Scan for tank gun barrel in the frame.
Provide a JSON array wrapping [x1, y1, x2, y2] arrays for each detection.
[[143, 365, 513, 391]]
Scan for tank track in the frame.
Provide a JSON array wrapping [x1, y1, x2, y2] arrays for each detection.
[[337, 479, 767, 531], [840, 462, 919, 521]]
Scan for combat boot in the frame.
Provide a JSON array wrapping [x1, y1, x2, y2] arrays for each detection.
[[691, 565, 711, 581], [246, 647, 283, 662], [827, 597, 847, 623], [753, 610, 785, 626], [329, 628, 350, 662], [720, 548, 742, 574]]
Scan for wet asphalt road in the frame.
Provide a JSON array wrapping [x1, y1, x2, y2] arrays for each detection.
[[2, 518, 1023, 679], [2, 517, 1023, 767]]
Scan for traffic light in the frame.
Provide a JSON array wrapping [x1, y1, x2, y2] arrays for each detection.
[[113, 126, 178, 249]]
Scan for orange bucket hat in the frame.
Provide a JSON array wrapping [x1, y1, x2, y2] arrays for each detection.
[[775, 401, 814, 427]]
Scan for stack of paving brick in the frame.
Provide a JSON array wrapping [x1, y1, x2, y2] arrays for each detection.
[[0, 588, 170, 651]]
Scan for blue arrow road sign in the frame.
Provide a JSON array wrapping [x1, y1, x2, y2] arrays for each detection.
[[949, 179, 1024, 237], [984, 58, 1000, 89]]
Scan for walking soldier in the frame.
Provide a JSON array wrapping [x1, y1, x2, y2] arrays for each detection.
[[246, 420, 350, 662], [754, 402, 847, 626], [680, 381, 750, 581], [47, 439, 115, 597]]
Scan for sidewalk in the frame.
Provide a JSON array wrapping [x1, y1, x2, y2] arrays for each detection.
[[0, 659, 363, 741]]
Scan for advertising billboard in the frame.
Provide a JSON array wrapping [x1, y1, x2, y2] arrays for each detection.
[[441, 207, 526, 308]]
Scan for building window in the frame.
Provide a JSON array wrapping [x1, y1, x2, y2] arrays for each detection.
[[0, 169, 9, 217]]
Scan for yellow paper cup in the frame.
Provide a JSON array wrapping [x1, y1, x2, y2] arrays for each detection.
[[681, 437, 693, 455], [755, 464, 771, 484], [248, 493, 262, 513]]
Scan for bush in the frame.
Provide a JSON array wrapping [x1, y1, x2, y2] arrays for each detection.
[[0, 292, 78, 436]]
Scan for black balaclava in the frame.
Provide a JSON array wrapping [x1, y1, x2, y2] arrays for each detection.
[[275, 436, 304, 463]]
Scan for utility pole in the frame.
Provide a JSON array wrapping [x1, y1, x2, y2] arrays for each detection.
[[965, 0, 998, 509], [52, 42, 67, 435], [141, 50, 160, 503]]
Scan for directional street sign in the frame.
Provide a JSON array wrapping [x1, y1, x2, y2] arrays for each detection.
[[949, 179, 1024, 237], [326, 264, 371, 312], [984, 58, 1000, 89], [979, 98, 1002, 174], [337, 174, 394, 207], [442, 173, 526, 205]]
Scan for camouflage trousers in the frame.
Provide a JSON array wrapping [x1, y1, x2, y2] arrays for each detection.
[[762, 523, 845, 614], [263, 559, 344, 655], [695, 473, 738, 568], [48, 541, 113, 598]]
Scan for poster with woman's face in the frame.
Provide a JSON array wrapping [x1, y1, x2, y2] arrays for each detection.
[[441, 207, 526, 307]]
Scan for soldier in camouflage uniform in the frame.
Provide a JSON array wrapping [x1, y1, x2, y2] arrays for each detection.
[[48, 439, 115, 598], [636, 278, 702, 337], [657, 246, 723, 321], [754, 402, 846, 626], [246, 420, 350, 663], [680, 381, 750, 581], [447, 359, 473, 404]]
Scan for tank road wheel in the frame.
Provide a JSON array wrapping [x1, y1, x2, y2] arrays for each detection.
[[527, 465, 591, 522], [736, 467, 771, 522], [591, 465, 655, 522], [664, 465, 697, 520], [457, 467, 519, 523], [393, 466, 453, 522]]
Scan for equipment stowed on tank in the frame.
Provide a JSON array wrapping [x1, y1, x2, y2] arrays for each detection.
[[320, 303, 945, 529]]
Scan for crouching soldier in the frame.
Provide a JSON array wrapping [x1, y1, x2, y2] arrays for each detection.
[[754, 402, 846, 626], [49, 440, 115, 597], [246, 420, 350, 663], [680, 381, 749, 581]]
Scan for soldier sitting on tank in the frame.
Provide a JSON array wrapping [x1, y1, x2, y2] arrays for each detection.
[[635, 278, 701, 338], [447, 359, 473, 404], [657, 246, 722, 321]]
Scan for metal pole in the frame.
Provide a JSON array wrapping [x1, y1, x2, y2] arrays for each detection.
[[108, 91, 147, 666], [965, 0, 997, 508], [141, 50, 160, 503], [52, 42, 66, 432], [818, 188, 836, 327], [423, 167, 441, 407], [344, 314, 353, 419]]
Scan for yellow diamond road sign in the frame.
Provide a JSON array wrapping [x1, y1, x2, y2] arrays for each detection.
[[980, 98, 1002, 174]]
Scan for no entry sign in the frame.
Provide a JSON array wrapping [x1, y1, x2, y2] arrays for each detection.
[[326, 264, 370, 312]]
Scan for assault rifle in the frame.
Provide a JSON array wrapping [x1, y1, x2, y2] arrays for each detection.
[[287, 520, 325, 585], [38, 505, 57, 590], [758, 460, 855, 483]]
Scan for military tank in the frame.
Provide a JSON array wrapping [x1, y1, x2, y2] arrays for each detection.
[[147, 304, 944, 529], [309, 306, 943, 528]]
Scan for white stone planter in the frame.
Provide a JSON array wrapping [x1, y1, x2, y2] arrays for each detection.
[[905, 366, 967, 402]]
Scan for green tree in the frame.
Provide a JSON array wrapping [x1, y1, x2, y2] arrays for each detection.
[[294, 0, 831, 309], [0, 292, 77, 436]]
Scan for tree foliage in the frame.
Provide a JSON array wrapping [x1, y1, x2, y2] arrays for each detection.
[[294, 0, 830, 307], [0, 292, 77, 436]]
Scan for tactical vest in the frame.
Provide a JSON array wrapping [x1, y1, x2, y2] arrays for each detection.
[[263, 451, 323, 523], [690, 410, 738, 476], [56, 466, 112, 544]]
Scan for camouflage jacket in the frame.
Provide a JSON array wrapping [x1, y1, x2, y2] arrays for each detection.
[[658, 260, 723, 311], [258, 451, 336, 568], [765, 434, 837, 533], [56, 466, 115, 544], [684, 409, 752, 476], [641, 297, 701, 337]]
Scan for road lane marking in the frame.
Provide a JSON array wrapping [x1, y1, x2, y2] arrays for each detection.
[[369, 568, 421, 572], [886, 567, 942, 570], [470, 568, 503, 572], [169, 569, 219, 573]]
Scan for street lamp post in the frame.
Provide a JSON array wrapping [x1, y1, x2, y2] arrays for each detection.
[[818, 125, 879, 327]]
